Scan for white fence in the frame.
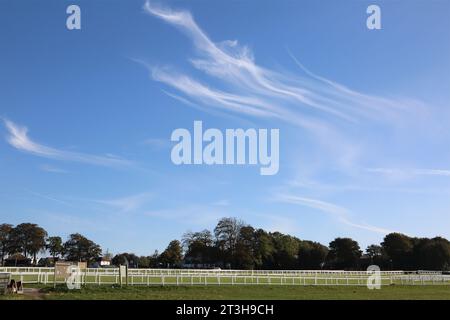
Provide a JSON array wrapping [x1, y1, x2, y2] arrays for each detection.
[[0, 273, 11, 294], [0, 267, 449, 287]]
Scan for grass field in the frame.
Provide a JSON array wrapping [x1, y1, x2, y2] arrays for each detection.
[[2, 284, 450, 300]]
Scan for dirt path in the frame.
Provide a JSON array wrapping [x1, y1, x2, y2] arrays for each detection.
[[22, 288, 46, 300]]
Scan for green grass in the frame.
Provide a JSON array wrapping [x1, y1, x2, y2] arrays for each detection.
[[2, 284, 450, 300]]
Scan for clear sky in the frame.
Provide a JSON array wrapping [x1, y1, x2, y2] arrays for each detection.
[[1, 0, 450, 255]]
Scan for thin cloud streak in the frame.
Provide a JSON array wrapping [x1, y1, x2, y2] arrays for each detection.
[[145, 205, 224, 226], [95, 192, 154, 213], [3, 119, 132, 168], [274, 193, 395, 234], [287, 177, 450, 195], [152, 68, 277, 118], [39, 164, 68, 174], [367, 168, 450, 178], [24, 189, 73, 207]]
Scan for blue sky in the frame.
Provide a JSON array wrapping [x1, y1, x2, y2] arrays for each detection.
[[1, 0, 450, 255]]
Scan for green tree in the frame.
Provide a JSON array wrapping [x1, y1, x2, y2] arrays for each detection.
[[159, 240, 183, 267], [271, 232, 301, 269], [0, 224, 13, 266], [415, 237, 450, 270], [365, 244, 385, 265], [366, 244, 383, 259], [253, 229, 275, 269], [182, 230, 215, 265], [64, 233, 102, 263], [381, 233, 414, 269], [148, 250, 160, 267], [112, 253, 140, 267], [328, 237, 362, 269], [183, 230, 214, 248], [234, 226, 257, 269], [138, 256, 150, 268], [47, 236, 64, 261], [10, 223, 48, 265], [298, 241, 329, 269], [214, 218, 244, 260]]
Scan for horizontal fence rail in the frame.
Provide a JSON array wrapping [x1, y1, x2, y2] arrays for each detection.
[[0, 267, 449, 287]]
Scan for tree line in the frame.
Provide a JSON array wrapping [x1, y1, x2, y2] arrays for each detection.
[[1, 219, 450, 270], [0, 223, 101, 266]]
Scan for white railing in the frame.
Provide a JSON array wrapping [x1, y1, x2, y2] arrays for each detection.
[[0, 267, 449, 286], [0, 273, 11, 294]]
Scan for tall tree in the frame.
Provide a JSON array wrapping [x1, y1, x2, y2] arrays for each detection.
[[138, 256, 150, 268], [9, 223, 47, 265], [381, 233, 414, 269], [414, 237, 450, 270], [298, 241, 329, 269], [365, 244, 384, 265], [0, 224, 13, 266], [234, 226, 257, 269], [182, 230, 213, 249], [214, 217, 244, 265], [253, 229, 275, 269], [366, 244, 383, 259], [328, 238, 362, 270], [271, 232, 301, 269], [159, 240, 183, 267], [112, 253, 140, 267], [148, 250, 160, 268], [47, 236, 64, 261], [183, 230, 216, 266], [64, 233, 102, 263]]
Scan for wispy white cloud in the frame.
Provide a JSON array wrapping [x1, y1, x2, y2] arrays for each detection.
[[274, 193, 395, 234], [151, 68, 279, 118], [414, 169, 450, 177], [212, 199, 230, 206], [286, 176, 450, 195], [95, 192, 154, 213], [141, 137, 171, 149], [2, 118, 132, 168], [39, 164, 68, 174], [142, 0, 424, 134], [25, 189, 73, 207], [367, 167, 450, 179], [276, 193, 348, 215], [142, 0, 435, 176], [145, 204, 224, 226], [254, 213, 301, 235]]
